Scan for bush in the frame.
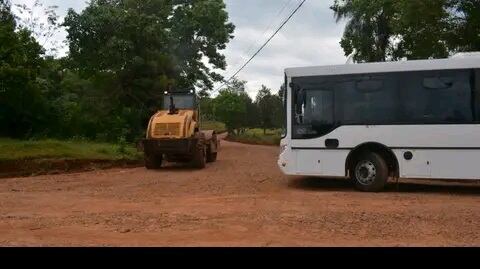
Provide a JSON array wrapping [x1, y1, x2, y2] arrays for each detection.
[[201, 121, 227, 133], [227, 128, 282, 146]]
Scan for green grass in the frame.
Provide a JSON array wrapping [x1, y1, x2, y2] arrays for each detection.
[[0, 138, 142, 161], [200, 121, 227, 133], [228, 128, 282, 146]]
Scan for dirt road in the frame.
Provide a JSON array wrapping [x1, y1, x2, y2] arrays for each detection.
[[1, 139, 480, 246]]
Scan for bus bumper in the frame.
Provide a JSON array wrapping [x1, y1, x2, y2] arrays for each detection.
[[277, 157, 288, 174], [277, 140, 292, 175]]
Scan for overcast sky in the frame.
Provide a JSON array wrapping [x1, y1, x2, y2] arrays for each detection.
[[11, 0, 347, 98]]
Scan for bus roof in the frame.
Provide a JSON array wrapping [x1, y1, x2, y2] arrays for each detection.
[[285, 52, 480, 78]]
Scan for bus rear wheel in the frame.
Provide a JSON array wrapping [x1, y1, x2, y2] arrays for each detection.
[[351, 152, 388, 192]]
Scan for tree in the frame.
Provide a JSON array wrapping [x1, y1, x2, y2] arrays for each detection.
[[64, 0, 234, 92], [273, 87, 285, 130], [392, 0, 450, 60], [213, 89, 249, 135], [212, 78, 251, 134], [12, 0, 62, 57], [168, 0, 235, 91], [225, 77, 247, 93], [238, 91, 255, 133], [62, 0, 235, 141], [255, 85, 284, 134], [331, 0, 480, 62], [0, 0, 48, 138], [245, 95, 259, 129], [255, 85, 275, 134], [213, 78, 251, 134], [226, 78, 253, 133], [64, 0, 177, 118], [278, 84, 285, 100], [331, 0, 395, 62], [447, 0, 480, 52], [199, 96, 215, 122]]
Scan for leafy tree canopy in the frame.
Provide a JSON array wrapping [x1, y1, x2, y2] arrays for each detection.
[[63, 0, 235, 93], [0, 0, 47, 137], [212, 79, 251, 134], [331, 0, 480, 62], [255, 85, 283, 134]]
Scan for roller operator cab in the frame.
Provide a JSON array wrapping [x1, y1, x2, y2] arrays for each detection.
[[142, 89, 219, 169]]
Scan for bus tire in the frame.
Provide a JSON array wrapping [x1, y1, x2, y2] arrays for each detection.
[[351, 152, 388, 192]]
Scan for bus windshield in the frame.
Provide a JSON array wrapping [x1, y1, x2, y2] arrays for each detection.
[[293, 86, 335, 138]]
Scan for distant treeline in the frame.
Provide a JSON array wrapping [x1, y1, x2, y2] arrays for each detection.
[[200, 79, 285, 135]]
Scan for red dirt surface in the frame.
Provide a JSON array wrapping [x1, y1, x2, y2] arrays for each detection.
[[1, 139, 480, 246]]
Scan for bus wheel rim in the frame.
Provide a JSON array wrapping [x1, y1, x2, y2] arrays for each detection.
[[355, 160, 376, 185]]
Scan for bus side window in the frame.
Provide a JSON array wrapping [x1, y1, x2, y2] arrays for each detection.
[[423, 77, 454, 89], [356, 80, 383, 92], [421, 71, 472, 123]]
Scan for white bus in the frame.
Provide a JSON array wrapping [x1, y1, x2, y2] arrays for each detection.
[[278, 52, 480, 192]]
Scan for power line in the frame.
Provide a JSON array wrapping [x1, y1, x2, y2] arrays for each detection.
[[216, 0, 306, 92], [227, 0, 295, 72], [214, 0, 307, 93]]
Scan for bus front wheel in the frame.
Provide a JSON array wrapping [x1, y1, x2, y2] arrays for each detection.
[[351, 152, 388, 192]]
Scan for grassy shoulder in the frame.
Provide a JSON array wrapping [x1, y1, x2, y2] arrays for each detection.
[[200, 120, 227, 134], [0, 138, 142, 162], [227, 128, 282, 146]]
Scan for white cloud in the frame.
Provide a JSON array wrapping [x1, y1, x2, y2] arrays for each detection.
[[217, 0, 347, 98]]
